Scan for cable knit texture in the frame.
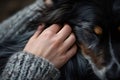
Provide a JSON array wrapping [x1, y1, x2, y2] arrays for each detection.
[[0, 0, 44, 42], [0, 51, 60, 80], [0, 0, 60, 79]]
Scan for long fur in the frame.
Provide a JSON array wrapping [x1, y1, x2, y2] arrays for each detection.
[[0, 0, 120, 80]]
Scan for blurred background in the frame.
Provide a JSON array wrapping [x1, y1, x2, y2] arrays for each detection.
[[0, 0, 34, 22]]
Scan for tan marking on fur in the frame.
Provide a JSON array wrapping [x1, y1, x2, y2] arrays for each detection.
[[94, 26, 103, 35], [80, 45, 104, 69]]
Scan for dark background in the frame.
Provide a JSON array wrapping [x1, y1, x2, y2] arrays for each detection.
[[0, 0, 34, 22]]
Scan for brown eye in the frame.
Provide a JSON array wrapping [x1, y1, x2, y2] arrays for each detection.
[[94, 26, 103, 35]]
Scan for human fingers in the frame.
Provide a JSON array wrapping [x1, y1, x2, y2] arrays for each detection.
[[65, 44, 77, 61], [62, 33, 76, 51], [56, 24, 72, 41], [38, 24, 61, 39], [32, 25, 44, 38], [55, 44, 77, 68], [44, 24, 61, 34]]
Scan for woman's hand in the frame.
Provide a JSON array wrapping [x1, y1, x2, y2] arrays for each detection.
[[24, 24, 77, 69]]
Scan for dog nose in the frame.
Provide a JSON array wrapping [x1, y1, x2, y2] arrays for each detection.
[[105, 63, 120, 80]]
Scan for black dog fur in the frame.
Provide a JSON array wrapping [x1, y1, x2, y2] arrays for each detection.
[[0, 0, 120, 80]]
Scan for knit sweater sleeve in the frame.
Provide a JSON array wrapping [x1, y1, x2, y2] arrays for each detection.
[[0, 0, 44, 43], [0, 51, 60, 80]]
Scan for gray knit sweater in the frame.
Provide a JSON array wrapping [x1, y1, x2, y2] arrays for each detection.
[[0, 0, 60, 79], [0, 51, 60, 80]]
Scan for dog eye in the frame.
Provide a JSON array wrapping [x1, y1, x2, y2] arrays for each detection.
[[94, 26, 103, 35]]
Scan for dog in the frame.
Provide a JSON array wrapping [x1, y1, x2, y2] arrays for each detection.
[[0, 0, 120, 80]]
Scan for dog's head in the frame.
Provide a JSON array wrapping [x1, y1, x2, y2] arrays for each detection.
[[40, 0, 120, 80]]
